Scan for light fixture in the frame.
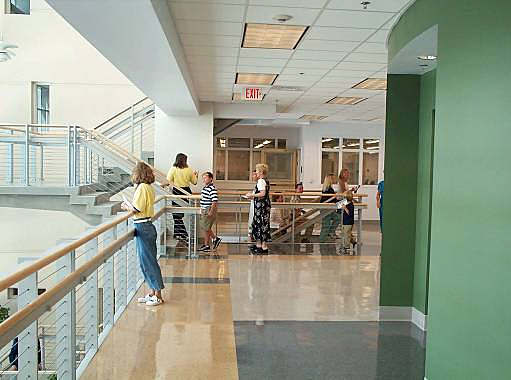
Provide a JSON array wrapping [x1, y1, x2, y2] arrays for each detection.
[[322, 138, 333, 143], [300, 115, 327, 121], [352, 78, 387, 90], [347, 143, 360, 147], [366, 146, 379, 150], [417, 55, 437, 60], [219, 138, 226, 148], [242, 23, 308, 50], [254, 140, 273, 149], [236, 72, 278, 85], [326, 97, 366, 105], [272, 14, 293, 23], [361, 1, 371, 9]]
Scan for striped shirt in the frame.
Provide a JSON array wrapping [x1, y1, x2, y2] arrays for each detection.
[[200, 182, 218, 209]]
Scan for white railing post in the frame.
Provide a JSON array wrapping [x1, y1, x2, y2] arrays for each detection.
[[73, 126, 79, 186], [115, 221, 127, 318], [67, 126, 72, 186], [8, 129, 14, 183], [39, 145, 44, 183], [24, 124, 30, 186], [17, 272, 38, 379], [83, 233, 98, 360], [102, 226, 115, 334], [55, 250, 76, 380], [126, 218, 139, 300], [139, 122, 143, 159], [130, 105, 135, 155]]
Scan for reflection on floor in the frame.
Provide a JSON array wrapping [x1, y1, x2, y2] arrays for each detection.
[[81, 242, 426, 380]]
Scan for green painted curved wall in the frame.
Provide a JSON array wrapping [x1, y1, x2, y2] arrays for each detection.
[[386, 1, 511, 379]]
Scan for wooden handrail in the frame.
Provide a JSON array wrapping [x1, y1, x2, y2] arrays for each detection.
[[216, 190, 368, 197]]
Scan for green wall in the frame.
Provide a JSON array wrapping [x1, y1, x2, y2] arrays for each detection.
[[388, 1, 511, 378], [380, 74, 420, 307], [413, 70, 436, 314]]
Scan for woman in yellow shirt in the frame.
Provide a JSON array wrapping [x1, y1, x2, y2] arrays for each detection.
[[166, 153, 198, 242], [121, 162, 164, 306]]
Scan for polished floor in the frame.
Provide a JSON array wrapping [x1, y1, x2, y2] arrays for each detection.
[[81, 232, 425, 380]]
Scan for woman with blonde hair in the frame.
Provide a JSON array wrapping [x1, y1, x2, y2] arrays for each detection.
[[319, 174, 340, 242], [246, 163, 271, 254], [122, 162, 164, 306]]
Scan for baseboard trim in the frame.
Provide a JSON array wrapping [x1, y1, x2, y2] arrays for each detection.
[[379, 306, 427, 331]]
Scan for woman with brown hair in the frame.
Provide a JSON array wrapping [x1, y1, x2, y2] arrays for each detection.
[[166, 153, 198, 242], [122, 162, 164, 306]]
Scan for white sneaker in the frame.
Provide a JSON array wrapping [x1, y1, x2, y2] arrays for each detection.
[[145, 295, 163, 306], [138, 294, 152, 303]]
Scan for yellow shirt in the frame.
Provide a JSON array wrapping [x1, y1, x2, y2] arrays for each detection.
[[132, 183, 155, 219], [166, 166, 197, 187]]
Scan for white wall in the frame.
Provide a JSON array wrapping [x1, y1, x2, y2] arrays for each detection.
[[300, 121, 385, 220], [0, 0, 144, 127], [154, 104, 214, 192]]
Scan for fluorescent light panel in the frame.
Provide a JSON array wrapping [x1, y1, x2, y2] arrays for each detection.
[[242, 23, 308, 50], [236, 72, 278, 85], [300, 115, 327, 121], [352, 78, 387, 90], [326, 96, 367, 105]]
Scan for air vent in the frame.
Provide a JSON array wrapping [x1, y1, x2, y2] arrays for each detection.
[[271, 85, 305, 92]]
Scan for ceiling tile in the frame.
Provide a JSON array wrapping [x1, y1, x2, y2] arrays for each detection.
[[307, 26, 376, 41], [292, 49, 348, 61], [239, 48, 294, 59], [345, 52, 388, 64], [187, 55, 238, 65], [175, 20, 244, 36], [298, 39, 359, 51], [287, 59, 338, 69], [335, 61, 386, 71], [327, 0, 409, 12], [184, 46, 239, 57], [246, 6, 321, 25], [190, 63, 237, 72], [170, 2, 245, 22], [316, 9, 394, 28], [381, 13, 400, 29], [238, 57, 289, 67], [249, 0, 328, 7], [356, 42, 387, 54], [180, 34, 240, 47], [367, 29, 389, 43], [237, 64, 285, 73], [280, 67, 329, 76]]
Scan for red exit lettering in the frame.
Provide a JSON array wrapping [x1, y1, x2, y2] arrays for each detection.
[[245, 88, 261, 100]]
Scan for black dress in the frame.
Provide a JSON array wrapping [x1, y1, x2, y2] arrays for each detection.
[[251, 178, 271, 242]]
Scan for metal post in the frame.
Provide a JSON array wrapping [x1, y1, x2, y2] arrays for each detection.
[[40, 145, 44, 183], [126, 218, 138, 300], [102, 227, 115, 333], [25, 124, 30, 186], [357, 208, 363, 255], [17, 272, 38, 379], [193, 200, 198, 256], [130, 105, 135, 154], [115, 221, 127, 319], [67, 126, 72, 186], [292, 209, 295, 247], [73, 126, 79, 186], [8, 129, 14, 183], [139, 122, 143, 159], [83, 233, 98, 364], [55, 250, 76, 380]]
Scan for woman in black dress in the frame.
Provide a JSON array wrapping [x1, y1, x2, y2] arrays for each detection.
[[246, 163, 271, 254]]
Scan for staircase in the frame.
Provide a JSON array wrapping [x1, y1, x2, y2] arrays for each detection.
[[0, 98, 187, 225]]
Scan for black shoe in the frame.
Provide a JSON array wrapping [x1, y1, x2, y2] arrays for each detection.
[[249, 245, 257, 254], [212, 237, 222, 249], [197, 245, 211, 252]]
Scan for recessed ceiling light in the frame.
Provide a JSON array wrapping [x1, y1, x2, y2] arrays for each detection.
[[242, 23, 308, 50], [417, 55, 437, 60], [300, 115, 327, 121], [326, 97, 367, 105], [352, 78, 387, 90], [272, 14, 293, 23], [236, 72, 278, 85], [322, 138, 333, 143]]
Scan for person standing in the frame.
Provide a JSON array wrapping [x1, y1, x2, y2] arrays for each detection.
[[247, 169, 258, 241], [246, 164, 271, 254], [338, 191, 355, 255], [122, 162, 164, 306], [319, 174, 340, 242], [377, 179, 384, 233], [166, 153, 198, 242], [197, 172, 222, 253]]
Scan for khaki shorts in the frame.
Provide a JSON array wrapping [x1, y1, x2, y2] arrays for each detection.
[[200, 207, 216, 231]]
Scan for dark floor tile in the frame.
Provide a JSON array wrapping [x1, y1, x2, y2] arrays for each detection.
[[162, 276, 230, 284], [234, 321, 425, 380]]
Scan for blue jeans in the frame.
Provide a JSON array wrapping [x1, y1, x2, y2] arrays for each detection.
[[379, 206, 383, 232], [135, 222, 164, 291]]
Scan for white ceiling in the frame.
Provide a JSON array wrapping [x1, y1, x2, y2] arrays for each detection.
[[169, 0, 414, 122]]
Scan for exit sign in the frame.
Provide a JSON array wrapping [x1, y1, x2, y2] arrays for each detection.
[[244, 87, 263, 101]]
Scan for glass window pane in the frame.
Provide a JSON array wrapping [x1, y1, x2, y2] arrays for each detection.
[[41, 86, 49, 110], [363, 152, 379, 185], [343, 138, 360, 149], [216, 138, 227, 148], [228, 151, 250, 180], [321, 152, 339, 183], [215, 150, 225, 180], [252, 151, 261, 168], [363, 138, 380, 150], [265, 151, 293, 180], [322, 138, 339, 149], [253, 138, 275, 149], [228, 138, 250, 148], [277, 139, 287, 149], [10, 0, 30, 14], [342, 152, 359, 185]]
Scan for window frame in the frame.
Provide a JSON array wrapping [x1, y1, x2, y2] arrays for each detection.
[[5, 0, 30, 14]]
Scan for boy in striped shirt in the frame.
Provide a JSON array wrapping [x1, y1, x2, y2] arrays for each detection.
[[198, 172, 221, 252]]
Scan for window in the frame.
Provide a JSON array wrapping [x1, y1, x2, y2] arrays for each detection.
[[320, 137, 381, 186], [6, 0, 30, 14], [265, 151, 293, 180], [214, 137, 287, 181], [35, 84, 50, 124]]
